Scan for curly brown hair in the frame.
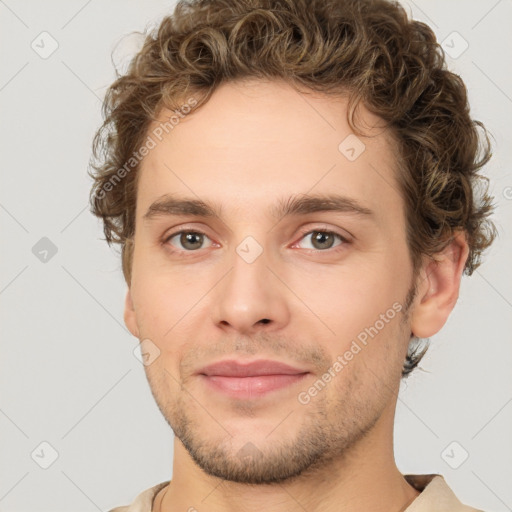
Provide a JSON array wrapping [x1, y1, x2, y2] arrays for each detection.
[[88, 0, 497, 377]]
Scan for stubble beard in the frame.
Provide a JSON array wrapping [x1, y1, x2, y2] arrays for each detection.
[[145, 280, 417, 485]]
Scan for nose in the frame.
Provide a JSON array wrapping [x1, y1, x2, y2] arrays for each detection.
[[212, 244, 291, 335]]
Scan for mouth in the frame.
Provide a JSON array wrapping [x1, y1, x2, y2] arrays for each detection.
[[197, 359, 310, 399]]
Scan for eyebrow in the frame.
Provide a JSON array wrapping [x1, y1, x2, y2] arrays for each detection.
[[143, 193, 374, 222]]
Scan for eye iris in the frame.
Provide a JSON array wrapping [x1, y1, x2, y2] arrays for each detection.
[[312, 231, 335, 250], [181, 232, 203, 250]]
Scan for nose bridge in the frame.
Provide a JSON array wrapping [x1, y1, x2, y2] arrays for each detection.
[[212, 234, 290, 333]]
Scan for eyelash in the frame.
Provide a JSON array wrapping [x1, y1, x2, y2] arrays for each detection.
[[162, 227, 350, 255]]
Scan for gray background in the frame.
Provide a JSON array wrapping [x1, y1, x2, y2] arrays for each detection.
[[0, 1, 511, 511]]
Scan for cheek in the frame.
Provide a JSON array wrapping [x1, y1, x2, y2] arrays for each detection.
[[131, 243, 199, 329], [287, 259, 405, 345], [131, 266, 214, 372]]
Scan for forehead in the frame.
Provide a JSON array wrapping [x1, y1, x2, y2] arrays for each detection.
[[136, 79, 402, 222]]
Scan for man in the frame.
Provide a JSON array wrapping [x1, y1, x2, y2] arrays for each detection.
[[89, 0, 497, 510]]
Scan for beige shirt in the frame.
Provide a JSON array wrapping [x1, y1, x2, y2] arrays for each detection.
[[108, 474, 485, 511]]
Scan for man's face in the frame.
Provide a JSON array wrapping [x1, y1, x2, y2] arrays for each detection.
[[125, 79, 418, 484]]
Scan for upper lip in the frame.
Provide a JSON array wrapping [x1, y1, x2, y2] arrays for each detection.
[[197, 359, 309, 377]]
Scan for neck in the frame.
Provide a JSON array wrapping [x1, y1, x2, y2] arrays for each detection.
[[158, 404, 420, 512]]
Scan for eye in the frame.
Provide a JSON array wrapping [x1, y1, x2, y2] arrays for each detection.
[[294, 229, 348, 251], [164, 230, 213, 252], [163, 228, 349, 254]]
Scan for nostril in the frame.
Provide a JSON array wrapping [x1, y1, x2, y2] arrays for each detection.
[[259, 318, 271, 324]]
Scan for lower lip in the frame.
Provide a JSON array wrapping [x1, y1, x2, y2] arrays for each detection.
[[200, 373, 309, 399]]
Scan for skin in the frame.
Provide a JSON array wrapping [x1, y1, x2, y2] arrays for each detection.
[[124, 79, 469, 512]]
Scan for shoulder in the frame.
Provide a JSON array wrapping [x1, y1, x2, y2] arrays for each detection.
[[404, 474, 487, 512], [107, 481, 170, 512]]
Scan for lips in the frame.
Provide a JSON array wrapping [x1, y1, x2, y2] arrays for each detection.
[[197, 359, 310, 399], [198, 359, 307, 377]]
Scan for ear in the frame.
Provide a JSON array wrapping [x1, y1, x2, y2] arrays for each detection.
[[124, 289, 140, 338], [410, 230, 469, 339]]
